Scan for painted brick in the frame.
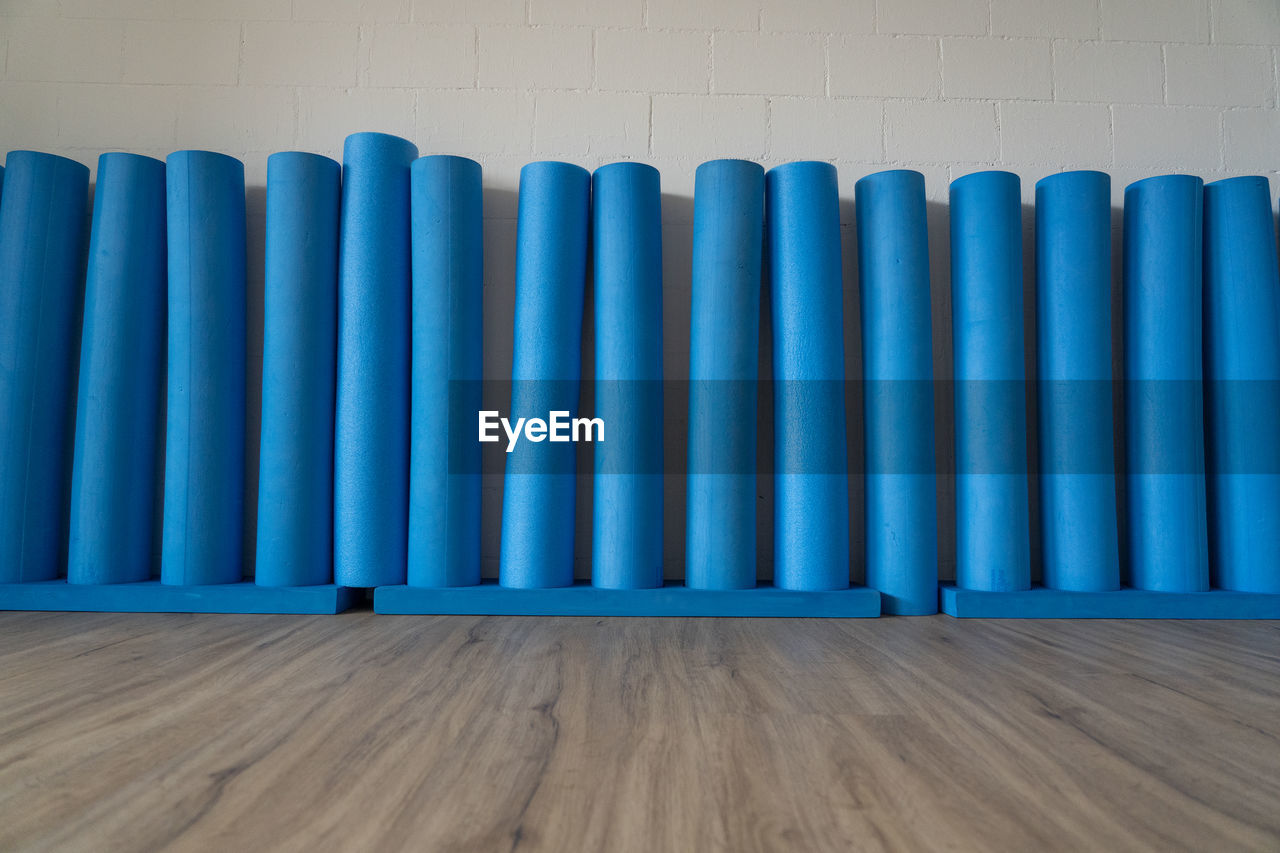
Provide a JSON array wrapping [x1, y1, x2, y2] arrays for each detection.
[[646, 0, 758, 31], [640, 157, 701, 211], [879, 0, 988, 36], [417, 90, 535, 156], [1101, 0, 1210, 42], [1000, 102, 1112, 165], [295, 87, 417, 156], [885, 100, 999, 163], [942, 38, 1052, 100], [713, 32, 824, 96], [122, 21, 240, 86], [1112, 105, 1222, 169], [760, 0, 873, 33], [534, 92, 650, 158], [241, 22, 360, 87], [292, 0, 410, 23], [6, 18, 124, 83], [174, 86, 297, 154], [529, 0, 642, 28], [829, 35, 941, 98], [651, 95, 768, 159], [366, 24, 476, 88], [1053, 41, 1164, 104], [168, 0, 292, 19], [59, 0, 173, 18], [595, 29, 710, 94], [477, 25, 592, 89], [0, 83, 62, 152], [412, 0, 525, 24], [1224, 109, 1280, 170], [991, 0, 1099, 38], [768, 97, 882, 161], [55, 84, 179, 149], [1165, 44, 1274, 108], [1212, 0, 1280, 45]]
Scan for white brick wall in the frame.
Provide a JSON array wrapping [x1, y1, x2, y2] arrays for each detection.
[[1164, 44, 1275, 107], [533, 91, 649, 157], [476, 25, 593, 89], [4, 0, 1274, 208], [999, 102, 1112, 165], [651, 95, 768, 159], [1102, 0, 1211, 42], [241, 22, 361, 87], [1, 0, 1277, 580], [6, 18, 126, 83], [594, 29, 709, 94], [1052, 41, 1165, 103], [713, 32, 825, 96], [885, 100, 1000, 163], [122, 21, 241, 86], [829, 35, 942, 98], [767, 98, 882, 161], [942, 37, 1053, 99], [364, 24, 477, 89]]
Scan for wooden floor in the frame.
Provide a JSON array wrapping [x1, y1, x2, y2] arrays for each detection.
[[0, 610, 1277, 852]]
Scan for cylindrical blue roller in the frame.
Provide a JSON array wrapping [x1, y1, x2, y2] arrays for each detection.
[[255, 152, 340, 588], [855, 169, 938, 614], [0, 151, 89, 583], [686, 159, 764, 591], [334, 132, 417, 588], [409, 155, 484, 588], [950, 171, 1030, 593], [592, 162, 664, 590], [1036, 171, 1120, 592], [67, 153, 166, 585], [499, 161, 590, 589], [162, 150, 247, 586], [1123, 174, 1209, 592], [766, 161, 849, 591], [1203, 176, 1280, 594]]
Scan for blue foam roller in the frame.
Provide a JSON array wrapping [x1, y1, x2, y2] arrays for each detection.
[[766, 161, 849, 591], [334, 132, 417, 588], [67, 153, 166, 585], [950, 171, 1030, 592], [854, 170, 938, 615], [1123, 175, 1209, 592], [592, 162, 664, 590], [0, 151, 89, 583], [941, 582, 1280, 619], [376, 579, 880, 616], [686, 159, 764, 590], [499, 161, 590, 589], [1203, 176, 1280, 594], [255, 152, 340, 588], [1036, 171, 1120, 592], [408, 155, 484, 588], [162, 151, 247, 586]]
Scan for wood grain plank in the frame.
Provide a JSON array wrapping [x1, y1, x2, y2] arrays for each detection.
[[0, 612, 1276, 852]]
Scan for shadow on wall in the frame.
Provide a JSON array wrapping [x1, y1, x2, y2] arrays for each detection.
[[119, 175, 1142, 586]]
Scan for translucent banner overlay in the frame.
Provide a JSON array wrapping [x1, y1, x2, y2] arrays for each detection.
[[432, 380, 1278, 476]]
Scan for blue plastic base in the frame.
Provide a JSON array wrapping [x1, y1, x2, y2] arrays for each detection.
[[940, 582, 1280, 619], [375, 580, 881, 617], [0, 580, 360, 614]]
